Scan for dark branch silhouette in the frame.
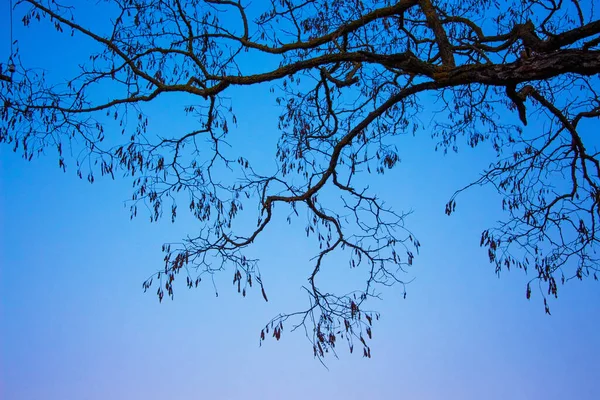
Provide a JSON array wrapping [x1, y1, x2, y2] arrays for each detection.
[[2, 0, 599, 358]]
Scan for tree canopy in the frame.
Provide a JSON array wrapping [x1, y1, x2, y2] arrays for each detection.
[[1, 0, 600, 359]]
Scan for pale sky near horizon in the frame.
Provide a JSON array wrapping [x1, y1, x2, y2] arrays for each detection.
[[1, 2, 599, 399]]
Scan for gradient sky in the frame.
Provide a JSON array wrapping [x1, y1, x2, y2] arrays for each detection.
[[1, 2, 599, 400]]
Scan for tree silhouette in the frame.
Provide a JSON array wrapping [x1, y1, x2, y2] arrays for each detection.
[[2, 0, 599, 359]]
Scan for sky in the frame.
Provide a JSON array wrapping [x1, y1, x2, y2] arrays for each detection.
[[1, 2, 599, 400]]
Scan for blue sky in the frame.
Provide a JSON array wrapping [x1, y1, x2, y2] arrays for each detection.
[[1, 2, 599, 399]]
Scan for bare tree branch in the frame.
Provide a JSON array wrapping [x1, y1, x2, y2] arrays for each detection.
[[2, 0, 599, 359]]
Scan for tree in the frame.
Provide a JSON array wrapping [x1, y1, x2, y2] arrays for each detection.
[[1, 0, 599, 359]]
